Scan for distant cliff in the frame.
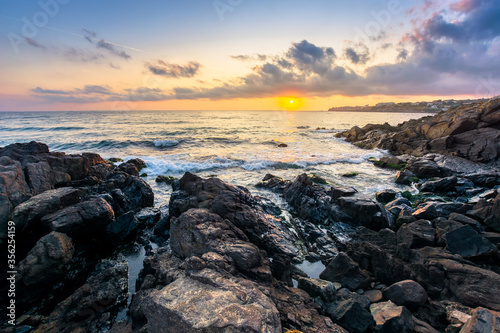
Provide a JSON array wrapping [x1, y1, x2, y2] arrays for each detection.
[[336, 98, 500, 165]]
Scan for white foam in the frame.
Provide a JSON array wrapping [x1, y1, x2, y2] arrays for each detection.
[[153, 139, 180, 147]]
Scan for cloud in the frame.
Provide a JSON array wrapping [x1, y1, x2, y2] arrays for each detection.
[[145, 60, 202, 78], [231, 54, 268, 62], [24, 38, 47, 50], [82, 29, 131, 60], [343, 43, 370, 65]]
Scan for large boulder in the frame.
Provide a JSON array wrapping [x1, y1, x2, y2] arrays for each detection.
[[297, 277, 337, 303], [0, 156, 31, 213], [319, 252, 371, 291], [41, 198, 115, 239], [17, 231, 74, 287], [143, 269, 282, 333], [397, 220, 435, 249], [382, 280, 428, 310], [12, 187, 80, 232], [26, 161, 55, 195]]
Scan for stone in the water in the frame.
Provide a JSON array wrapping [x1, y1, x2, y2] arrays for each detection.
[[319, 252, 371, 291], [376, 189, 397, 204]]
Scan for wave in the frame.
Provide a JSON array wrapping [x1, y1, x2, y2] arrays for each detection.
[[153, 139, 181, 148]]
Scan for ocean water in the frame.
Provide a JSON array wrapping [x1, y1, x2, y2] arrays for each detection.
[[0, 110, 428, 205]]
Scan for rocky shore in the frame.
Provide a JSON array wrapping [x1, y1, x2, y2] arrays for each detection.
[[2, 107, 500, 333]]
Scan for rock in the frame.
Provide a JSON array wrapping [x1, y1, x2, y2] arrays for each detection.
[[376, 189, 397, 204], [42, 198, 115, 239], [170, 208, 270, 280], [135, 207, 161, 227], [413, 202, 439, 220], [121, 176, 154, 212], [395, 169, 419, 185], [364, 289, 383, 303], [13, 187, 80, 232], [373, 156, 407, 170], [140, 252, 184, 287], [155, 175, 177, 184], [386, 198, 413, 210], [331, 185, 357, 200], [17, 231, 74, 286], [0, 156, 31, 209], [443, 225, 497, 258], [25, 161, 55, 195], [143, 269, 282, 333], [153, 213, 170, 240], [397, 220, 435, 249], [418, 176, 458, 193], [337, 196, 390, 230], [336, 288, 371, 309], [382, 280, 428, 310], [460, 307, 500, 333], [370, 301, 415, 333], [106, 210, 137, 242], [327, 299, 375, 333], [35, 258, 128, 332], [271, 254, 293, 286], [484, 193, 500, 232], [319, 252, 371, 291], [406, 158, 443, 178], [297, 277, 337, 303], [448, 212, 482, 231]]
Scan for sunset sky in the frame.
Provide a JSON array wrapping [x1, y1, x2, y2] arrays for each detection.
[[1, 0, 499, 111]]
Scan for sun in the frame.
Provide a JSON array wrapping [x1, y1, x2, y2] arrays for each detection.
[[278, 96, 303, 110]]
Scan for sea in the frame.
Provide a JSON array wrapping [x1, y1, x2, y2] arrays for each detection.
[[0, 110, 429, 207]]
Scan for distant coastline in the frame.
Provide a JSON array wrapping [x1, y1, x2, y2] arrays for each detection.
[[328, 98, 489, 113]]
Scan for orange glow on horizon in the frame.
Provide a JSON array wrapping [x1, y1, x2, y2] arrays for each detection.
[[278, 96, 304, 110]]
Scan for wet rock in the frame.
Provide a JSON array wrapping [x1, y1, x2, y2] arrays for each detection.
[[327, 299, 375, 333], [271, 254, 293, 286], [448, 212, 482, 231], [140, 252, 184, 287], [418, 176, 458, 193], [397, 220, 435, 249], [460, 307, 500, 333], [406, 158, 444, 178], [256, 174, 289, 192], [13, 187, 80, 232], [386, 197, 413, 210], [443, 225, 497, 258], [370, 301, 415, 333], [153, 213, 170, 241], [121, 176, 154, 212], [376, 189, 397, 204], [135, 207, 161, 227], [373, 156, 407, 170], [484, 193, 500, 232], [337, 196, 390, 230], [382, 280, 428, 310], [331, 185, 357, 200], [297, 277, 337, 303], [17, 231, 74, 287], [144, 269, 282, 333], [34, 258, 128, 332], [319, 252, 371, 291], [105, 210, 137, 242], [42, 197, 115, 239], [395, 169, 419, 185]]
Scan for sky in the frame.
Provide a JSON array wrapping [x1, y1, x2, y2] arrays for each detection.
[[1, 0, 499, 111]]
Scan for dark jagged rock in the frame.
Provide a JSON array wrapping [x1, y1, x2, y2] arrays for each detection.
[[395, 169, 419, 185], [376, 189, 397, 204], [41, 197, 115, 239], [105, 210, 138, 242], [418, 176, 458, 193], [397, 220, 435, 249], [0, 156, 31, 221], [327, 299, 375, 333], [283, 173, 390, 230], [297, 277, 337, 303], [319, 252, 371, 291], [331, 185, 358, 200], [382, 280, 428, 310], [17, 231, 74, 287], [460, 307, 500, 333], [12, 187, 81, 232], [370, 301, 415, 333], [34, 258, 128, 332], [337, 98, 500, 165], [443, 225, 497, 258]]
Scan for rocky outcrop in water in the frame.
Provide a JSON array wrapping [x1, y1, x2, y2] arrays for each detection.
[[337, 98, 500, 164]]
